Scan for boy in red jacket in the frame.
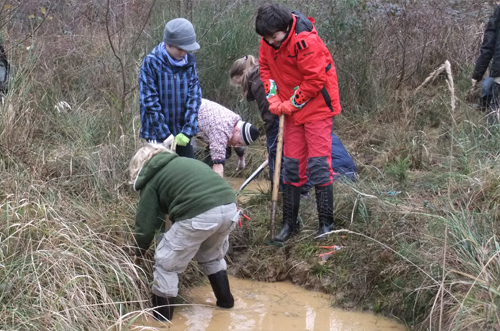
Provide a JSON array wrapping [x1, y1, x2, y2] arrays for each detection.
[[255, 3, 342, 242]]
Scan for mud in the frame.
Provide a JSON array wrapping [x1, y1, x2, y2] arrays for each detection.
[[135, 277, 405, 331]]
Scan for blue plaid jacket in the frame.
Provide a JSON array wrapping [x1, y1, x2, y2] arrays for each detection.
[[139, 43, 202, 142]]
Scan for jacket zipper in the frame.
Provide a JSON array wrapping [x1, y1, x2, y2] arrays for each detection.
[[173, 72, 177, 136]]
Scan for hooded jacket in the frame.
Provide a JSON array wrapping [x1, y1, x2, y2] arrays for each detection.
[[139, 42, 202, 142], [473, 5, 500, 81], [133, 152, 235, 251], [258, 11, 341, 125]]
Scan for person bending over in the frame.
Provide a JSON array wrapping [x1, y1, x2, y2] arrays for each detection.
[[129, 143, 238, 320], [197, 98, 260, 177]]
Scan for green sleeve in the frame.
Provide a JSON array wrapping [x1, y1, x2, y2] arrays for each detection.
[[134, 186, 165, 251]]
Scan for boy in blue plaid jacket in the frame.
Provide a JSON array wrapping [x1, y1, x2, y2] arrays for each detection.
[[139, 18, 202, 158]]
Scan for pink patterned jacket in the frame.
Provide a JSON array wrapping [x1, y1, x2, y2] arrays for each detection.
[[197, 98, 241, 163]]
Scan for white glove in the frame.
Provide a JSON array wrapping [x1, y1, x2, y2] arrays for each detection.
[[162, 134, 175, 150], [237, 156, 246, 170]]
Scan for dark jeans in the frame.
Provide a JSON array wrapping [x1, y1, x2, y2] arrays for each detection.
[[488, 82, 500, 125], [481, 77, 494, 110], [202, 146, 245, 166], [331, 134, 357, 181], [175, 143, 195, 158]]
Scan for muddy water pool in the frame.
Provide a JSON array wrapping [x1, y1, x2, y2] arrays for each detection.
[[133, 277, 405, 331]]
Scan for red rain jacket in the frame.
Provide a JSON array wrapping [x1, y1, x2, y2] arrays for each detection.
[[258, 12, 341, 125]]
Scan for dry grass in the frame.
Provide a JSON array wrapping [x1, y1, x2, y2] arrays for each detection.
[[0, 178, 150, 330]]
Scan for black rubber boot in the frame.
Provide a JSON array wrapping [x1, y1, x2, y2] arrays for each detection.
[[315, 183, 334, 241], [208, 270, 234, 308], [274, 184, 302, 242], [152, 294, 175, 321]]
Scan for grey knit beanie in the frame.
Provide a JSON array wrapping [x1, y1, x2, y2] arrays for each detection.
[[163, 18, 200, 52]]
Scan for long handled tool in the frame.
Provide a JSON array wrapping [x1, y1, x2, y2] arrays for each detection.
[[270, 114, 285, 239], [237, 159, 269, 193]]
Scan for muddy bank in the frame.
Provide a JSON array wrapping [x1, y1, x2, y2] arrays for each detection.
[[223, 178, 426, 327]]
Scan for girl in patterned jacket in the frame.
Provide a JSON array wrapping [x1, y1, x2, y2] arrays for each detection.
[[197, 98, 260, 177]]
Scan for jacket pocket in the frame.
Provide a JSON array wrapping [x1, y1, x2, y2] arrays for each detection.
[[321, 86, 334, 112]]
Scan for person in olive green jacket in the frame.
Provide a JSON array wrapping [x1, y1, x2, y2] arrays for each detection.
[[129, 143, 239, 321]]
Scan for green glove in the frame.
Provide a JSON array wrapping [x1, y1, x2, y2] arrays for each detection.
[[174, 133, 190, 146]]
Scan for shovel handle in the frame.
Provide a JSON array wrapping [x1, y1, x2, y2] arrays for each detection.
[[271, 115, 285, 202], [270, 114, 285, 238]]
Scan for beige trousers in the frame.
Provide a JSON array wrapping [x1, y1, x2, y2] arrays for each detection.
[[152, 203, 238, 298]]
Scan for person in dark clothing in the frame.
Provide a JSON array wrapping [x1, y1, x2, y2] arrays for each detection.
[[0, 45, 10, 99], [230, 55, 282, 189], [472, 5, 500, 125]]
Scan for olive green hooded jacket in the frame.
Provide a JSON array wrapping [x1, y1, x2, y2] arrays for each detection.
[[133, 152, 235, 251]]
